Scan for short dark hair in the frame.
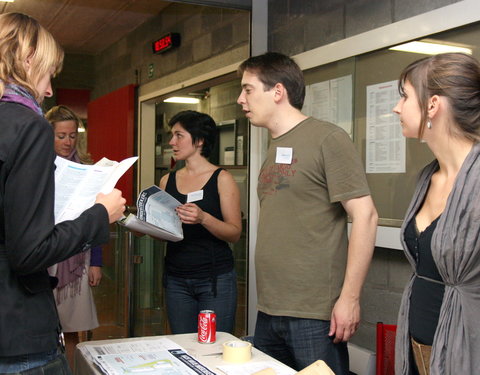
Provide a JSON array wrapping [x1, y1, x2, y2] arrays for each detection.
[[168, 110, 218, 158], [238, 52, 305, 110], [398, 52, 480, 141]]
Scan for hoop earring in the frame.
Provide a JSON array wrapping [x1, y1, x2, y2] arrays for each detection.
[[427, 119, 432, 129]]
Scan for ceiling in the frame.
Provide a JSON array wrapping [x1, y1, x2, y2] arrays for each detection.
[[0, 0, 251, 55]]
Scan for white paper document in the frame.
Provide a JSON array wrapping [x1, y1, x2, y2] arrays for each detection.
[[83, 339, 216, 375], [303, 75, 353, 136], [54, 156, 138, 223], [365, 80, 406, 173], [119, 186, 184, 242]]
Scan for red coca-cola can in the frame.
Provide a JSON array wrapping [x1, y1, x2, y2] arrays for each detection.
[[198, 310, 216, 343]]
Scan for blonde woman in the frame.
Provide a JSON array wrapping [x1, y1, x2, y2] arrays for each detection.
[[46, 105, 103, 369], [0, 13, 125, 373]]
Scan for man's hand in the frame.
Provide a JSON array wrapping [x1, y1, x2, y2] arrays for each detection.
[[329, 296, 360, 343]]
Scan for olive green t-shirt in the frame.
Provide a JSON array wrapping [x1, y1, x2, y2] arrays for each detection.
[[256, 117, 370, 320]]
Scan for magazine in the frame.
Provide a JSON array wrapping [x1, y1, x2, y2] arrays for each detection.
[[119, 186, 183, 242]]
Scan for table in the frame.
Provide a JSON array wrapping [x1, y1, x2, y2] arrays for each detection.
[[74, 332, 295, 375]]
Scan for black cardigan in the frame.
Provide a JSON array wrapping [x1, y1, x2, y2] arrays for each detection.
[[0, 102, 109, 357]]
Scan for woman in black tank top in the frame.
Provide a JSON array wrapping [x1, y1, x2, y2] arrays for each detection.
[[159, 110, 242, 334]]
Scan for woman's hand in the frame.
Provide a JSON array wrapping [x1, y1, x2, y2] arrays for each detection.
[[176, 203, 205, 224], [88, 266, 102, 287], [95, 188, 126, 223]]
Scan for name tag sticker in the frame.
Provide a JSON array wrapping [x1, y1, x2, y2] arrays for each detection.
[[275, 147, 293, 164], [187, 190, 204, 203]]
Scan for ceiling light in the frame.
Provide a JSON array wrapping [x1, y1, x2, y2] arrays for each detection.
[[389, 41, 472, 55], [0, 0, 15, 2], [164, 96, 200, 104]]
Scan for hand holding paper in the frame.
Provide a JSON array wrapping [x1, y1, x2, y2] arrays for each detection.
[[95, 189, 126, 223]]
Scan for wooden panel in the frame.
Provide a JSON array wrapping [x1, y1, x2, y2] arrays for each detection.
[[87, 84, 136, 205]]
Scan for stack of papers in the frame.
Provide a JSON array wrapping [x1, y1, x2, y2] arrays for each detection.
[[83, 338, 215, 375]]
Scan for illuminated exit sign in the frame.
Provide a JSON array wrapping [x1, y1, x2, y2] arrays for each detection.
[[152, 33, 181, 54]]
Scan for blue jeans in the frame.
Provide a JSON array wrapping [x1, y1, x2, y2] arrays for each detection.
[[165, 270, 237, 334], [254, 311, 349, 374], [0, 349, 70, 374]]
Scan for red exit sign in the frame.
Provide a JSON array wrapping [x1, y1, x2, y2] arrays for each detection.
[[152, 33, 181, 54]]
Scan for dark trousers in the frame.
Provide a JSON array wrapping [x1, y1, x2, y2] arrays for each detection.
[[254, 311, 350, 374], [0, 353, 71, 375], [165, 270, 237, 334]]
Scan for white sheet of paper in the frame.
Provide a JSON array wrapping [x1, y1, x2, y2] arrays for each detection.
[[54, 156, 137, 223]]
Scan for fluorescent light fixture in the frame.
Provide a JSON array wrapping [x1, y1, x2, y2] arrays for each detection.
[[0, 0, 15, 2], [389, 41, 472, 55], [164, 96, 200, 104]]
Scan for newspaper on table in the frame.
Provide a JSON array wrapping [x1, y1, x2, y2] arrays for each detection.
[[119, 185, 184, 242], [82, 338, 215, 375], [54, 156, 138, 224]]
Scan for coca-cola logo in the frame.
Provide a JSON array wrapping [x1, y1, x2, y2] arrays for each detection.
[[199, 316, 210, 340]]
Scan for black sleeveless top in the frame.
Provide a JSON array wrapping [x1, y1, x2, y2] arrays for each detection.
[[165, 168, 234, 279], [405, 216, 445, 345]]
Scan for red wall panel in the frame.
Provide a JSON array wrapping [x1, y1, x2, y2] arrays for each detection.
[[87, 84, 136, 205], [56, 88, 90, 119]]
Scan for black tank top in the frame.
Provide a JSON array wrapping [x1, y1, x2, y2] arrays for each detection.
[[405, 216, 445, 345], [165, 168, 234, 279]]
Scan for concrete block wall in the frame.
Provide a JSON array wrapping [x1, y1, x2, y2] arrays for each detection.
[[92, 3, 250, 99], [209, 79, 244, 123], [353, 247, 412, 351], [269, 0, 462, 55]]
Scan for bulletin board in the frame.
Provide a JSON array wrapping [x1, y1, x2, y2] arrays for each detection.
[[302, 50, 435, 227], [303, 19, 480, 226], [354, 50, 434, 226]]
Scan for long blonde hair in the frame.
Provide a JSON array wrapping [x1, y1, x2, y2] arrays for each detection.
[[0, 13, 64, 101], [45, 105, 93, 164]]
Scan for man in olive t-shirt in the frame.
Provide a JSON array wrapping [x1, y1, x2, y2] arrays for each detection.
[[237, 52, 378, 374]]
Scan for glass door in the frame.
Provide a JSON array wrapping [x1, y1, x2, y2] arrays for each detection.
[[134, 77, 249, 338], [90, 77, 249, 340]]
